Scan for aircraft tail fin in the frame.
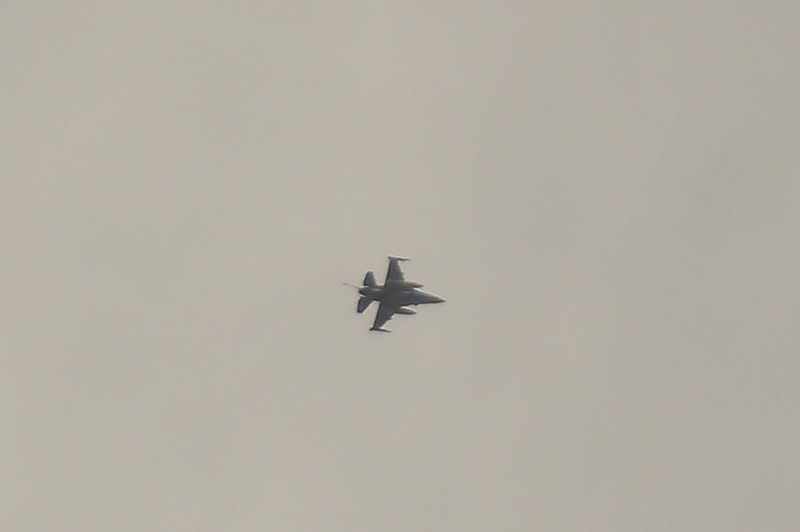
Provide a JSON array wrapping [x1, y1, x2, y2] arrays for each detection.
[[363, 271, 376, 287], [357, 297, 373, 313]]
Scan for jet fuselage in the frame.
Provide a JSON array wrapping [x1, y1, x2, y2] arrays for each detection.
[[359, 285, 445, 307]]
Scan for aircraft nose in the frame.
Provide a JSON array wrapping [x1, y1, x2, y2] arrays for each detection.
[[433, 295, 445, 303]]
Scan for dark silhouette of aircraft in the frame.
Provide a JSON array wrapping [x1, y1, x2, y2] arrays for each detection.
[[347, 256, 445, 332]]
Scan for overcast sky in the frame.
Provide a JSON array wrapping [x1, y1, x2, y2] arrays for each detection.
[[3, 2, 799, 531]]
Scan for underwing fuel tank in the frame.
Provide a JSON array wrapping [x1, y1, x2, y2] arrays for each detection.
[[395, 307, 416, 315], [392, 280, 424, 289]]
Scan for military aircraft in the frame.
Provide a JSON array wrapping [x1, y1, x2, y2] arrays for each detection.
[[348, 256, 445, 332]]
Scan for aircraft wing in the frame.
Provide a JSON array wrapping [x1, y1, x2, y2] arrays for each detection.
[[370, 302, 396, 332], [384, 256, 408, 285]]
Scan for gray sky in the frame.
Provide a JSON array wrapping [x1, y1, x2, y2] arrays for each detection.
[[3, 2, 799, 530]]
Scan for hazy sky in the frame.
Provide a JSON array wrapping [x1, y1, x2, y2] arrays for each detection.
[[3, 2, 799, 531]]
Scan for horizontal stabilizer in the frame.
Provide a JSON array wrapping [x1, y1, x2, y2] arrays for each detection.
[[370, 327, 391, 333], [363, 271, 376, 287], [357, 297, 372, 313]]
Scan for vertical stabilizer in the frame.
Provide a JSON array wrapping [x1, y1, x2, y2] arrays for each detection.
[[363, 271, 376, 287]]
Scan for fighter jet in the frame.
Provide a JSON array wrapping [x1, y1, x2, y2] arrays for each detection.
[[349, 256, 445, 332]]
